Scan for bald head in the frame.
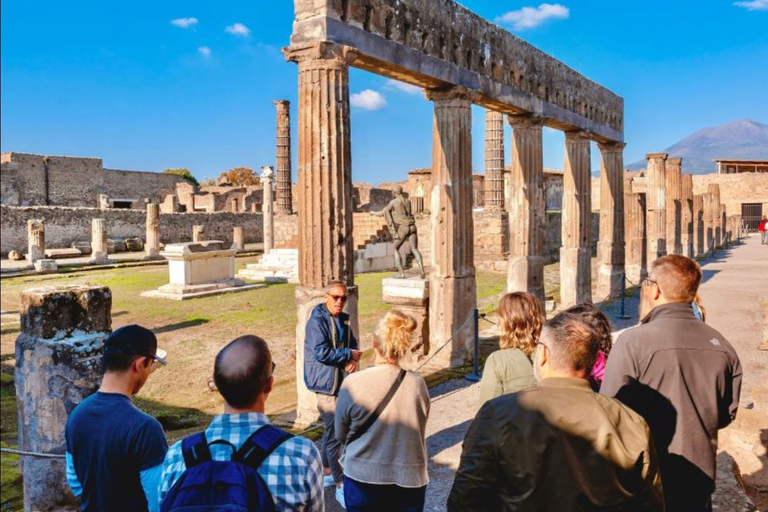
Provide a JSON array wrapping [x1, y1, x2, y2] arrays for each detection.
[[213, 335, 272, 409]]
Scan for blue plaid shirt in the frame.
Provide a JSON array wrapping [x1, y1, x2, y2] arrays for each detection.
[[158, 413, 324, 511]]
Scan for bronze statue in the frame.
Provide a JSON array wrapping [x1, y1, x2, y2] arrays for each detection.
[[373, 186, 426, 279]]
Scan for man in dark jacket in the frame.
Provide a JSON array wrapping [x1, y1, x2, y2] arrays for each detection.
[[304, 281, 361, 492], [448, 313, 664, 511], [601, 254, 742, 512]]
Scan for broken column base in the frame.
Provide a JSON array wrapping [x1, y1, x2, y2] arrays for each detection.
[[34, 259, 58, 273], [382, 276, 429, 371], [141, 279, 264, 300]]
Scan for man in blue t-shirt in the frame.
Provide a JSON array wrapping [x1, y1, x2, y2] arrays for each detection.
[[65, 324, 168, 512]]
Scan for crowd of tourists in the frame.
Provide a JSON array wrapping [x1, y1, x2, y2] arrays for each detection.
[[64, 254, 742, 512]]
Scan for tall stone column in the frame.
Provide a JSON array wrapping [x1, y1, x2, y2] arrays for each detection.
[[681, 174, 694, 257], [624, 190, 646, 285], [693, 194, 704, 256], [15, 285, 111, 511], [645, 152, 668, 266], [192, 225, 205, 242], [560, 130, 592, 307], [285, 42, 358, 426], [274, 100, 293, 214], [91, 218, 109, 264], [261, 168, 275, 254], [27, 219, 45, 264], [709, 184, 722, 247], [484, 110, 505, 210], [596, 141, 625, 299], [425, 86, 476, 369], [145, 203, 161, 260], [703, 193, 714, 251], [506, 114, 546, 301], [666, 157, 683, 255]]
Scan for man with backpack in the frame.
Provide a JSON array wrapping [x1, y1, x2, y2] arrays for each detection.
[[158, 335, 324, 511]]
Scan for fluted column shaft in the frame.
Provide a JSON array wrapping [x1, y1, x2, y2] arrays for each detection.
[[484, 110, 505, 209], [624, 190, 646, 284], [274, 100, 293, 214], [91, 218, 108, 263], [646, 152, 668, 265], [708, 184, 722, 247], [27, 219, 45, 263], [666, 157, 683, 255], [145, 204, 161, 259], [693, 194, 704, 256], [426, 87, 476, 369], [596, 141, 625, 299], [560, 130, 592, 307], [506, 115, 545, 302], [261, 173, 274, 254], [703, 193, 715, 251], [681, 174, 693, 257]]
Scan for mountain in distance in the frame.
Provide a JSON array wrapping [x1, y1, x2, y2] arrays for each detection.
[[626, 119, 768, 174]]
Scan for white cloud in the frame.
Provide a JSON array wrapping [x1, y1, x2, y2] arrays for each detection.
[[225, 23, 251, 36], [385, 79, 422, 95], [198, 46, 211, 58], [171, 17, 198, 29], [733, 0, 768, 10], [496, 3, 569, 30], [350, 89, 387, 110]]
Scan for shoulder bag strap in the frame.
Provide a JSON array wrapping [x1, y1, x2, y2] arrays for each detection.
[[346, 369, 407, 446]]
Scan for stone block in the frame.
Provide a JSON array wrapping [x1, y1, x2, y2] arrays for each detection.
[[8, 249, 24, 260], [20, 285, 111, 339], [107, 239, 127, 254], [125, 237, 144, 252], [72, 240, 92, 255], [34, 259, 58, 273], [45, 248, 82, 259]]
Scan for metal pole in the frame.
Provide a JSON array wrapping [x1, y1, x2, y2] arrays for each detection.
[[465, 309, 481, 382], [618, 272, 630, 319]]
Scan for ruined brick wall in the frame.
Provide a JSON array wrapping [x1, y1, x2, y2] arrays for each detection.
[[102, 168, 183, 204], [274, 213, 299, 249], [1, 205, 263, 255], [691, 173, 768, 218]]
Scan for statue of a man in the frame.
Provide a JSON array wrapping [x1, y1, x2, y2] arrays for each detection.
[[373, 185, 426, 279]]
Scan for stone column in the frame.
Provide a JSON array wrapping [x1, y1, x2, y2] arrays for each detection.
[[681, 174, 694, 258], [274, 100, 293, 214], [645, 152, 668, 266], [261, 170, 274, 254], [15, 285, 111, 512], [709, 184, 722, 247], [624, 190, 646, 285], [693, 194, 704, 256], [90, 218, 109, 264], [285, 42, 358, 426], [425, 86, 476, 369], [232, 226, 245, 251], [506, 114, 546, 301], [145, 203, 161, 260], [703, 193, 714, 252], [560, 130, 592, 307], [27, 219, 45, 264], [192, 225, 205, 242], [484, 109, 505, 210], [596, 141, 625, 299], [666, 157, 683, 255]]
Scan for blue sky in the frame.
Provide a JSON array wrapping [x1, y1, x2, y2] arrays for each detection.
[[2, 1, 766, 184]]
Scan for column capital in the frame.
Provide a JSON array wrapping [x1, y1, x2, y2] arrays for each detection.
[[645, 152, 668, 161], [597, 141, 626, 153], [506, 113, 546, 128], [424, 86, 474, 104], [564, 129, 593, 142], [273, 99, 290, 108], [667, 156, 683, 168], [283, 42, 358, 67]]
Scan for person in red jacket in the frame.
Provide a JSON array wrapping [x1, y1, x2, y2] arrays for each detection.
[[759, 215, 767, 244]]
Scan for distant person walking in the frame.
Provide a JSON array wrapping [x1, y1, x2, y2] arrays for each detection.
[[65, 325, 168, 512], [477, 292, 541, 404], [601, 255, 742, 512], [759, 214, 767, 244], [336, 309, 430, 511]]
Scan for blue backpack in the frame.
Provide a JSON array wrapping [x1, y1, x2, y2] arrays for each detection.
[[161, 425, 293, 512]]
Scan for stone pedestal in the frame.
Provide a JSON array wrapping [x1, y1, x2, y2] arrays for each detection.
[[90, 218, 110, 264], [646, 152, 668, 265], [15, 285, 111, 512], [232, 226, 245, 251], [274, 100, 293, 215], [145, 203, 161, 260], [484, 110, 505, 209], [27, 219, 45, 264], [34, 259, 58, 273], [382, 277, 429, 370], [596, 142, 625, 299], [192, 225, 205, 242], [261, 171, 274, 254]]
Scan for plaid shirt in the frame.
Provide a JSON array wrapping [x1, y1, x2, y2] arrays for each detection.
[[158, 413, 324, 511]]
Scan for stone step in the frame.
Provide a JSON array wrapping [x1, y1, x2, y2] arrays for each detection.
[[260, 253, 299, 263], [245, 264, 296, 273]]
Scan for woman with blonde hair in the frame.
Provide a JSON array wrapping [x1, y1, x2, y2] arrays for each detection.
[[335, 309, 430, 512], [478, 292, 544, 404]]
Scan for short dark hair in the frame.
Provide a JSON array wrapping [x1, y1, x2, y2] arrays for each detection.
[[213, 335, 272, 409], [102, 324, 157, 373], [564, 303, 613, 356], [542, 312, 599, 375], [103, 352, 149, 373], [651, 254, 702, 302]]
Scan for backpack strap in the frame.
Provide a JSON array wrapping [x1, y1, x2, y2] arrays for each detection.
[[236, 425, 294, 469], [346, 369, 406, 446], [181, 432, 212, 468]]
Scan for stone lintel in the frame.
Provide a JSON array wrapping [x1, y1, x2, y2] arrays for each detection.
[[283, 41, 358, 67], [507, 113, 547, 128]]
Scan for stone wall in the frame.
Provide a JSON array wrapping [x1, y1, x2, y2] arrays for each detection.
[[691, 173, 768, 218], [0, 205, 263, 255], [274, 213, 299, 249]]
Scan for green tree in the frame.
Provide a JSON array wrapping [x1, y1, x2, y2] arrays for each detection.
[[200, 177, 217, 187], [219, 166, 259, 186], [163, 168, 199, 187]]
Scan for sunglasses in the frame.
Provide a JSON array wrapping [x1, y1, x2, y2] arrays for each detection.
[[642, 277, 658, 287], [328, 294, 348, 303]]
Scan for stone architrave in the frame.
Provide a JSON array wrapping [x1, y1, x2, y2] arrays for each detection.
[[624, 191, 646, 285], [232, 226, 245, 251], [284, 42, 359, 426], [681, 174, 694, 258], [693, 194, 704, 257], [596, 142, 625, 299], [506, 114, 546, 302], [27, 219, 45, 264], [426, 86, 476, 370], [484, 110, 505, 210], [145, 203, 161, 260], [90, 218, 109, 264], [15, 285, 111, 511], [645, 152, 668, 265], [382, 277, 429, 370], [261, 167, 275, 254], [274, 100, 293, 214], [560, 130, 592, 307], [666, 157, 683, 255], [192, 225, 205, 242]]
